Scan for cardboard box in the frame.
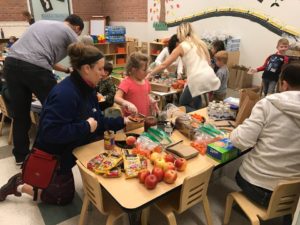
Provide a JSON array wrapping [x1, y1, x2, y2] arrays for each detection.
[[206, 138, 240, 163]]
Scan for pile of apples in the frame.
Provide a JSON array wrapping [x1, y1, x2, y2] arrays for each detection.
[[138, 152, 187, 190]]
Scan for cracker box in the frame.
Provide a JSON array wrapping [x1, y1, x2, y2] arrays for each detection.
[[206, 138, 240, 163]]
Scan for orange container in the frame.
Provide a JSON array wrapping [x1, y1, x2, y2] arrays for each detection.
[[116, 58, 126, 65], [117, 47, 126, 54]]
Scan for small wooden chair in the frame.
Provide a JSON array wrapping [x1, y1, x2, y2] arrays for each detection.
[[0, 95, 13, 145], [76, 160, 126, 225], [142, 165, 214, 225], [223, 179, 300, 225]]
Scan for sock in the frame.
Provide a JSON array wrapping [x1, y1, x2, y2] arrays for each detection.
[[16, 184, 24, 193]]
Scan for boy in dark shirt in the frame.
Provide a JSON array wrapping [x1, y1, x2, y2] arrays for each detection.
[[97, 62, 116, 110], [249, 38, 289, 96]]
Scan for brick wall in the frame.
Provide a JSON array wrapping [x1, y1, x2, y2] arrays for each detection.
[[101, 0, 147, 22], [0, 0, 147, 22], [72, 0, 103, 21], [0, 0, 28, 21]]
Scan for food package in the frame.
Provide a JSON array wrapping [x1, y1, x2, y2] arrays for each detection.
[[123, 153, 142, 179], [87, 153, 107, 172], [206, 138, 240, 163], [93, 152, 123, 174], [175, 115, 197, 139]]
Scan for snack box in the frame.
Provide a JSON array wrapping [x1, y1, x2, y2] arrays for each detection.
[[206, 138, 240, 163]]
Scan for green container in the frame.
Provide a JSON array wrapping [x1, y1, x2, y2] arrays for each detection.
[[206, 138, 240, 163]]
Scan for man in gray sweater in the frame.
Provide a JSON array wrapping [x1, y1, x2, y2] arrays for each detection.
[[3, 14, 84, 164]]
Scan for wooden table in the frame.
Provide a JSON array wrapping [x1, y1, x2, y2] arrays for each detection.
[[73, 108, 248, 225]]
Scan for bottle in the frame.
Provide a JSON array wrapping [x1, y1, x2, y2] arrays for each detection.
[[164, 122, 173, 136], [0, 28, 4, 39], [104, 130, 115, 150]]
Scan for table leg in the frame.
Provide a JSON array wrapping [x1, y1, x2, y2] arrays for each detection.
[[127, 210, 142, 225]]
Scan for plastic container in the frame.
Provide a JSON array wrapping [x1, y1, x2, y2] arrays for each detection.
[[104, 130, 115, 150]]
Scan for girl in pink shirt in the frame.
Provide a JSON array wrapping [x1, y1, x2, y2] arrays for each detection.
[[115, 52, 158, 116]]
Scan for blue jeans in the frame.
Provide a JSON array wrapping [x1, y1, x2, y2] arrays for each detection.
[[4, 57, 57, 161], [179, 86, 202, 113]]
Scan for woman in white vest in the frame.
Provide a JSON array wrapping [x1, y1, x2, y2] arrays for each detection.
[[148, 22, 220, 112]]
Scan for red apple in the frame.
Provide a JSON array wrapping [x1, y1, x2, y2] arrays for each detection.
[[174, 158, 187, 171], [150, 152, 161, 163], [163, 162, 176, 171], [152, 166, 164, 182], [126, 136, 136, 146], [154, 157, 166, 169], [138, 169, 150, 184], [144, 174, 158, 189], [164, 154, 175, 163], [163, 169, 177, 184]]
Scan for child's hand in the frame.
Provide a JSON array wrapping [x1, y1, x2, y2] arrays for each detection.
[[248, 68, 257, 74], [122, 101, 138, 114]]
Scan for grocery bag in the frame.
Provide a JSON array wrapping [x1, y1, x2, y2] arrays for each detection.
[[235, 66, 252, 89], [228, 65, 239, 89], [235, 87, 260, 126]]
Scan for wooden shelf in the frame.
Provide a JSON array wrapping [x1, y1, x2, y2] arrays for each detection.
[[149, 42, 165, 62]]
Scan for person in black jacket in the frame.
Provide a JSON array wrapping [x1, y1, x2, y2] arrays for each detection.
[[0, 42, 126, 205]]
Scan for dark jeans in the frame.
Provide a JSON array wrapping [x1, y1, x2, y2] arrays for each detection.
[[236, 172, 292, 225], [3, 57, 57, 161], [262, 79, 277, 96], [179, 86, 202, 113]]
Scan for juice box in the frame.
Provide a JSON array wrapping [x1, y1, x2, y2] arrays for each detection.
[[206, 138, 240, 163]]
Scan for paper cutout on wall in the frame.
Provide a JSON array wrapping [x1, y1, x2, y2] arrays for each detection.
[[257, 0, 284, 7], [166, 7, 299, 38], [149, 0, 180, 22]]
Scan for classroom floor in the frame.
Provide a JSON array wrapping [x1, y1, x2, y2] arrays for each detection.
[[0, 89, 285, 225]]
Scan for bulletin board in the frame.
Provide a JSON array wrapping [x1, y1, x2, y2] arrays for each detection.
[[29, 0, 71, 21], [90, 17, 105, 36]]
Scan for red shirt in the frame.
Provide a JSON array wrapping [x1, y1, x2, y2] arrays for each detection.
[[118, 77, 151, 116]]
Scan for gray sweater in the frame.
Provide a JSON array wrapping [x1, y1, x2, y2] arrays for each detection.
[[9, 20, 77, 71], [214, 65, 229, 94]]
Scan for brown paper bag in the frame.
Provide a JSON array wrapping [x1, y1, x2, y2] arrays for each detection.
[[235, 88, 260, 126], [228, 65, 239, 89], [235, 66, 252, 90]]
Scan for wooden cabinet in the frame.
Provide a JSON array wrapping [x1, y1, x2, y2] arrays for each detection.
[[94, 42, 127, 67], [149, 42, 165, 62]]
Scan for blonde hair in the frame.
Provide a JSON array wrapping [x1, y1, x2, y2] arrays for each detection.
[[67, 42, 104, 70], [177, 22, 210, 62], [277, 38, 289, 47], [126, 52, 149, 75], [80, 35, 94, 46], [214, 50, 228, 64]]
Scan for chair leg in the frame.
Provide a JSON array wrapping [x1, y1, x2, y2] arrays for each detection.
[[106, 214, 118, 225], [8, 120, 13, 145], [78, 196, 90, 225], [165, 212, 177, 225], [0, 114, 5, 136], [202, 196, 214, 225], [141, 207, 150, 225], [223, 194, 234, 225], [251, 219, 260, 225]]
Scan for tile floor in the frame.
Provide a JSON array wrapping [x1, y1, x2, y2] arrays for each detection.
[[0, 89, 288, 225]]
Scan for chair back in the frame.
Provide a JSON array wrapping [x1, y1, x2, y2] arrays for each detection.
[[0, 95, 9, 117], [266, 179, 300, 219], [178, 165, 214, 213], [76, 160, 106, 215]]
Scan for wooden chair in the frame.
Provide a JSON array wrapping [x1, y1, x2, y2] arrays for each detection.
[[142, 165, 214, 225], [0, 95, 13, 145], [223, 179, 300, 225], [76, 160, 126, 225]]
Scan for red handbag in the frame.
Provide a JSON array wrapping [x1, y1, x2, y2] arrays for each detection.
[[22, 148, 59, 200]]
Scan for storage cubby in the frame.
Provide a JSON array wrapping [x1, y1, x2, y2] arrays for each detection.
[[94, 42, 128, 67], [149, 42, 165, 62]]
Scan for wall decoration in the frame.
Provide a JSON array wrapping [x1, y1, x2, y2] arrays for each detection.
[[149, 0, 181, 22], [29, 0, 70, 21], [166, 7, 299, 38], [257, 0, 285, 7]]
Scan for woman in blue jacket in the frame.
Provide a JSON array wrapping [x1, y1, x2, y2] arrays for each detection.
[[0, 42, 125, 205]]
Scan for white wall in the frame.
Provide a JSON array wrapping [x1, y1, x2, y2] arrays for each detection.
[[111, 0, 300, 86]]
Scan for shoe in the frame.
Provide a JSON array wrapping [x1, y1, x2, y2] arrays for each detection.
[[15, 159, 24, 166], [0, 173, 24, 201]]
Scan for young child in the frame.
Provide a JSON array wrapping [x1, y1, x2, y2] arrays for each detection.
[[97, 62, 116, 111], [210, 40, 225, 72], [249, 38, 289, 96], [212, 51, 229, 101], [115, 52, 158, 116]]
